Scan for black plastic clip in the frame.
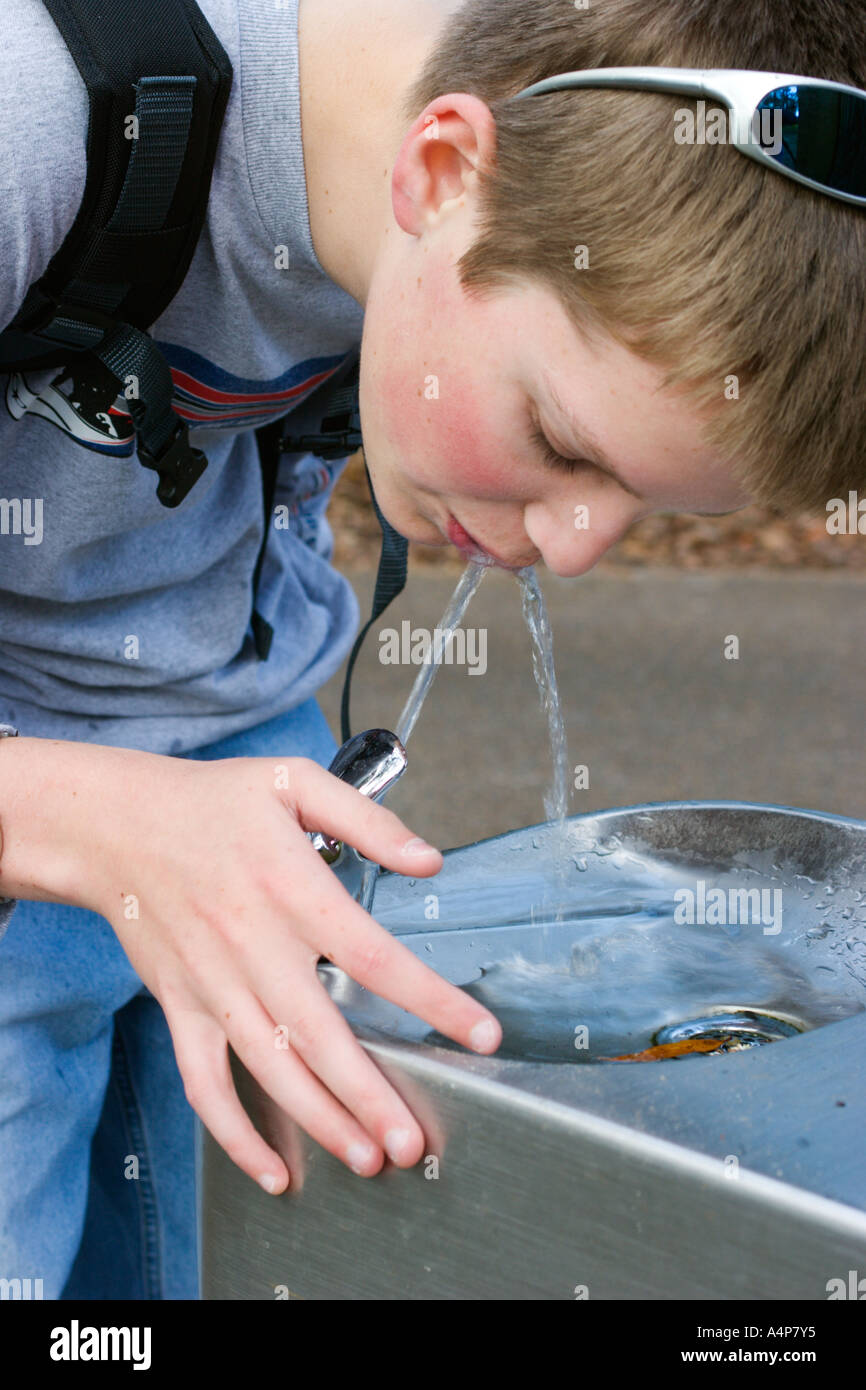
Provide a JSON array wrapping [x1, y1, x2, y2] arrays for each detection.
[[137, 419, 208, 507], [279, 427, 363, 461]]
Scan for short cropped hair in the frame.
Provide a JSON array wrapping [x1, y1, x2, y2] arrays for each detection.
[[402, 0, 866, 511]]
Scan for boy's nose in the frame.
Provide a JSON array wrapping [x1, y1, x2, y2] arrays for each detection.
[[524, 498, 640, 577]]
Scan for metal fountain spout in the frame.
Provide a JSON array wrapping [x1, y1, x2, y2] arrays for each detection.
[[308, 730, 408, 892]]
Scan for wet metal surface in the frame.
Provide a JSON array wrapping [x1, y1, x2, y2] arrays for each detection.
[[201, 802, 866, 1299]]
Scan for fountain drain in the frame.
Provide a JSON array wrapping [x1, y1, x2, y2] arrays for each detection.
[[654, 1009, 804, 1053], [602, 1009, 806, 1061]]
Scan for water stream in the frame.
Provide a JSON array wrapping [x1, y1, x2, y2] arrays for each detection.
[[516, 566, 571, 921], [358, 559, 490, 912], [516, 567, 570, 825], [395, 561, 490, 746], [359, 560, 570, 916]]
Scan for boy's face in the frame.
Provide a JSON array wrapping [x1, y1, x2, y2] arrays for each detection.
[[358, 96, 752, 576]]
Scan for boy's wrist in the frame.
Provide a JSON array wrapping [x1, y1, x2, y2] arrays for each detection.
[[0, 724, 18, 901], [0, 735, 157, 911]]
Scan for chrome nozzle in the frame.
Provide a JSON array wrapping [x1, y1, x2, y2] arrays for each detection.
[[309, 729, 408, 863]]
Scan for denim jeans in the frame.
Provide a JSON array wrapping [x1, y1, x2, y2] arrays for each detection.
[[0, 699, 338, 1300]]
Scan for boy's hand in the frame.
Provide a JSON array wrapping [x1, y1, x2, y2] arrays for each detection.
[[82, 752, 501, 1192]]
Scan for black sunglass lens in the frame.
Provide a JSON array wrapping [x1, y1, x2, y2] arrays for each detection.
[[755, 84, 866, 197]]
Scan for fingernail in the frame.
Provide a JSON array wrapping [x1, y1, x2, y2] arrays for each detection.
[[384, 1127, 412, 1163], [258, 1172, 281, 1194], [469, 1018, 499, 1053], [346, 1141, 378, 1175], [402, 836, 438, 856]]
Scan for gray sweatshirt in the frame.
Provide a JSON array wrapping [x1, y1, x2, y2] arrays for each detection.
[[0, 0, 368, 934]]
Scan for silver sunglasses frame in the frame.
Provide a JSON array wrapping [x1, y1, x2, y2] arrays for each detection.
[[511, 68, 866, 207]]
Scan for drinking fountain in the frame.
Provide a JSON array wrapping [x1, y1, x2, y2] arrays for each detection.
[[199, 735, 866, 1298]]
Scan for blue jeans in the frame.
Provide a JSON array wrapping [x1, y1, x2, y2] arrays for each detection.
[[0, 699, 338, 1300]]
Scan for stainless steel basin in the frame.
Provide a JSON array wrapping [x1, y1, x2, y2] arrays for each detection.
[[200, 802, 866, 1299]]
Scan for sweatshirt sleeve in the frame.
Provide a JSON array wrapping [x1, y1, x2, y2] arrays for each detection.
[[0, 0, 88, 332]]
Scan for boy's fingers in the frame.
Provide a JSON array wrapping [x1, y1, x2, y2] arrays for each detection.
[[292, 851, 502, 1055], [223, 996, 391, 1177], [280, 760, 444, 876], [257, 973, 426, 1167], [335, 921, 502, 1054], [167, 1006, 290, 1195], [171, 993, 388, 1180]]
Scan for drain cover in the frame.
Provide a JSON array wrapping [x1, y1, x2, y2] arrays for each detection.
[[603, 1009, 805, 1061], [654, 1009, 804, 1053]]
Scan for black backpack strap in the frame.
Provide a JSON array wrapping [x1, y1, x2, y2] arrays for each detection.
[[250, 416, 283, 661], [0, 0, 232, 505], [339, 473, 408, 742]]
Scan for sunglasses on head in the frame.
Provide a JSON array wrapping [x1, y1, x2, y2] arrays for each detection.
[[511, 68, 866, 207]]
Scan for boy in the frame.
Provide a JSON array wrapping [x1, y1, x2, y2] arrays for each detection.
[[0, 0, 863, 1299]]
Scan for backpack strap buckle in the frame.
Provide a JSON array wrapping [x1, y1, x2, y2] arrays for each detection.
[[279, 427, 363, 460], [137, 417, 207, 508]]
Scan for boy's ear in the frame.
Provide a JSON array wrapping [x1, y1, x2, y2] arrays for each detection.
[[391, 92, 497, 235]]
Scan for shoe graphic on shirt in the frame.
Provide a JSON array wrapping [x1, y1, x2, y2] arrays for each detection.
[[5, 366, 135, 456]]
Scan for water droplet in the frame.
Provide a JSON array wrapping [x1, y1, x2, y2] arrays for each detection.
[[424, 942, 433, 953], [574, 856, 588, 872]]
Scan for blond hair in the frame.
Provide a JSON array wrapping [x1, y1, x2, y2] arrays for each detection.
[[402, 0, 866, 511]]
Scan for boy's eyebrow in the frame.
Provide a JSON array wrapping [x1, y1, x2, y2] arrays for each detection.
[[543, 374, 643, 499]]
